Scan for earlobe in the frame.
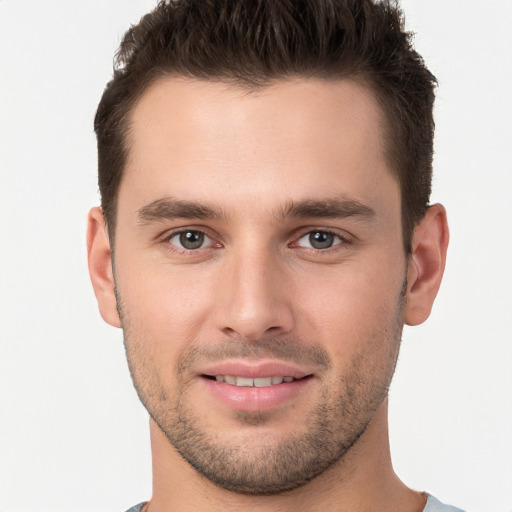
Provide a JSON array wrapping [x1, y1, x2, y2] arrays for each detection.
[[86, 207, 121, 328], [404, 204, 449, 326]]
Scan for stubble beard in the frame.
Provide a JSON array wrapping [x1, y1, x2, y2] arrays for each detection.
[[118, 283, 406, 496]]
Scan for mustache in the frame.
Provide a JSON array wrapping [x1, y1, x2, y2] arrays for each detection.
[[178, 337, 332, 371]]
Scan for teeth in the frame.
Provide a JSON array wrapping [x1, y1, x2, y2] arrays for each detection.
[[254, 377, 272, 387], [213, 375, 295, 387], [236, 376, 253, 387]]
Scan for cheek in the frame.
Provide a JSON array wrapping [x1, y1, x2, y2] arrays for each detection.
[[115, 259, 215, 361], [296, 257, 405, 358]]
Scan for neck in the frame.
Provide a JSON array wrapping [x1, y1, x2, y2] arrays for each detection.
[[145, 400, 425, 512]]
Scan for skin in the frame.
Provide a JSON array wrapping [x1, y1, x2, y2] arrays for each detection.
[[88, 78, 448, 511]]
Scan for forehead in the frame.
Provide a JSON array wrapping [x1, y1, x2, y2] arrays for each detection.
[[121, 77, 398, 220]]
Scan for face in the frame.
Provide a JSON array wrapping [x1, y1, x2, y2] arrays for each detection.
[[110, 78, 408, 494]]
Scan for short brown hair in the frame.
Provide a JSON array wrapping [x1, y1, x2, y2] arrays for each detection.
[[95, 0, 437, 251]]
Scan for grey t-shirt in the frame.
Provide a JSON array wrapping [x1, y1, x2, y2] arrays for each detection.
[[125, 494, 465, 511], [424, 495, 465, 512], [125, 504, 146, 512]]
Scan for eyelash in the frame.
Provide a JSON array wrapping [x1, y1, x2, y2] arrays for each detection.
[[160, 228, 221, 253], [159, 227, 352, 254], [292, 229, 350, 251]]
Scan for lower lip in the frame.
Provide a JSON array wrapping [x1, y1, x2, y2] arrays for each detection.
[[201, 377, 312, 412]]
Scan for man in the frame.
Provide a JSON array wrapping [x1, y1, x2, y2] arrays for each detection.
[[87, 0, 459, 510]]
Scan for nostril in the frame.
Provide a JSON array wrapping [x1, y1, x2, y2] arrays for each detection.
[[215, 299, 295, 341]]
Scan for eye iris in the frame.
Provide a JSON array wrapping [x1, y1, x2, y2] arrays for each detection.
[[309, 231, 334, 249], [179, 231, 204, 249]]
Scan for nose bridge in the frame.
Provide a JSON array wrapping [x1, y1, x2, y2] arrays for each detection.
[[215, 239, 294, 341]]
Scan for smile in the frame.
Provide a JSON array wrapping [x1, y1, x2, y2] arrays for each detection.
[[211, 375, 297, 387], [199, 362, 313, 410]]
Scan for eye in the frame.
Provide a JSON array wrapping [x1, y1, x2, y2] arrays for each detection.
[[296, 230, 344, 250], [168, 230, 212, 250]]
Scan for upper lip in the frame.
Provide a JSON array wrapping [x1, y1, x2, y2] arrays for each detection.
[[199, 360, 311, 379]]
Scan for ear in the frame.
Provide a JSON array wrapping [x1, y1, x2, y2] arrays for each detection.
[[86, 207, 121, 328], [405, 204, 449, 326]]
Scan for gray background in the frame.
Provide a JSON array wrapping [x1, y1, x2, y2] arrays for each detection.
[[1, 1, 511, 511]]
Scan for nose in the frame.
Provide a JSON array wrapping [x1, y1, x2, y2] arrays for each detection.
[[214, 247, 295, 342]]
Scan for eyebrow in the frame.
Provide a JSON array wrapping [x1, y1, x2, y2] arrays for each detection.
[[137, 197, 226, 224], [136, 196, 376, 224], [279, 198, 376, 221]]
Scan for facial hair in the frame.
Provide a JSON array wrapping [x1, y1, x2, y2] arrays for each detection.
[[118, 280, 406, 495]]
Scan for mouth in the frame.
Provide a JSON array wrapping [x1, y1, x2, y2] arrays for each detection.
[[203, 375, 304, 387], [199, 363, 314, 412]]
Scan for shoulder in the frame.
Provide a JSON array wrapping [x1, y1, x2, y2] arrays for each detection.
[[424, 495, 466, 512]]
